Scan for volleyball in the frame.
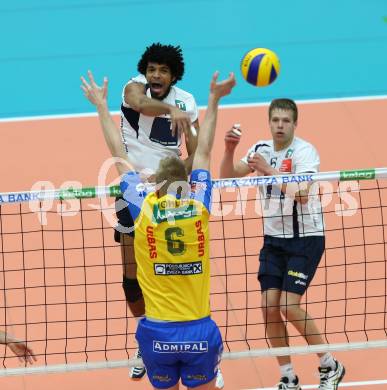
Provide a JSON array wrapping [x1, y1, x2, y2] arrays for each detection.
[[240, 48, 280, 87]]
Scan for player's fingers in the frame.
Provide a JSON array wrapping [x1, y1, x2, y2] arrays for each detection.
[[88, 70, 97, 87], [80, 76, 90, 89], [28, 348, 37, 361], [170, 119, 177, 137], [182, 118, 191, 135], [103, 77, 108, 98], [225, 135, 240, 143], [228, 72, 236, 85]]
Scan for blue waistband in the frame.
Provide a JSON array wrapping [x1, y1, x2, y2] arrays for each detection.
[[143, 316, 211, 327]]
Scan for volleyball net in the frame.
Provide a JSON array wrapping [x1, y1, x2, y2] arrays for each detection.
[[1, 168, 387, 376]]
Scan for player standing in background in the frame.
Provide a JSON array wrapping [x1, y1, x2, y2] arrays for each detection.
[[219, 98, 345, 390]]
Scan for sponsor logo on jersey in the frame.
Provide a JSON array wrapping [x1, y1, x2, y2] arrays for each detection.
[[295, 279, 307, 286], [285, 148, 294, 158], [175, 100, 186, 111], [154, 261, 203, 275], [152, 203, 198, 223], [279, 158, 292, 172], [153, 340, 208, 353]]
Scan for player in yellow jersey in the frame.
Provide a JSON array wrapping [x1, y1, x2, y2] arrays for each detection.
[[81, 68, 235, 389], [119, 71, 235, 389]]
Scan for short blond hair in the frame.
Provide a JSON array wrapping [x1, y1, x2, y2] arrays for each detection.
[[155, 157, 188, 197]]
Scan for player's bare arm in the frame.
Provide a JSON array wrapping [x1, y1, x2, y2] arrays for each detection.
[[81, 70, 131, 175], [124, 82, 191, 136], [193, 71, 236, 172]]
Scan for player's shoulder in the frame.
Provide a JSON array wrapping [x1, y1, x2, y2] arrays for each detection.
[[190, 169, 211, 182], [249, 139, 273, 151], [293, 137, 318, 152], [128, 74, 147, 85], [171, 85, 196, 102]]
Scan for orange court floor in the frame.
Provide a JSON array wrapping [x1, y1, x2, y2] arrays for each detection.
[[0, 99, 386, 389]]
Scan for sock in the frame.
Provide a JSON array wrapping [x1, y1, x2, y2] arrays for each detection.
[[320, 353, 336, 370], [280, 363, 296, 382]]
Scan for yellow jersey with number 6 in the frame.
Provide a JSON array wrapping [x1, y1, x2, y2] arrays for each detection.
[[120, 169, 212, 321]]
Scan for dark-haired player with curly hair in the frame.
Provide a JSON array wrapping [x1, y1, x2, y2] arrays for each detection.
[[113, 43, 224, 384]]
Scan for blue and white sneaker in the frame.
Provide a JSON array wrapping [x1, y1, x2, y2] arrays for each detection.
[[129, 348, 146, 380]]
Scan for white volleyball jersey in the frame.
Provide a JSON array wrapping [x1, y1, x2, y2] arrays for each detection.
[[120, 74, 199, 173], [241, 137, 324, 238]]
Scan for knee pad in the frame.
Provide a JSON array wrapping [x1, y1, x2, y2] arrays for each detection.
[[122, 277, 143, 303]]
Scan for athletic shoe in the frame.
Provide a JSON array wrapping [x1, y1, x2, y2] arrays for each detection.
[[277, 376, 301, 389], [215, 367, 225, 389], [129, 348, 146, 380], [318, 360, 345, 389]]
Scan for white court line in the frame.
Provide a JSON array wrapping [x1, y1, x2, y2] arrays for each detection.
[[244, 379, 387, 389], [0, 94, 387, 123]]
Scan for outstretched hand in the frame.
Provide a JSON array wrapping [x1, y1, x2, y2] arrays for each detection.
[[7, 339, 37, 364], [81, 70, 108, 107], [209, 71, 236, 99]]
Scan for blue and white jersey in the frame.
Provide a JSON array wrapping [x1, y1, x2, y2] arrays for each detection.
[[120, 74, 199, 173], [241, 137, 324, 238]]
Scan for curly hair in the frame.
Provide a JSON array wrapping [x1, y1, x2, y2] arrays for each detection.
[[137, 43, 185, 84]]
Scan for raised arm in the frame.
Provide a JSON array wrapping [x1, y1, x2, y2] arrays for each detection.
[[220, 126, 252, 178], [192, 72, 236, 172], [81, 71, 131, 175]]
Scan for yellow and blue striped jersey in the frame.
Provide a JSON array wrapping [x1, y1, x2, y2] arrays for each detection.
[[120, 169, 212, 321]]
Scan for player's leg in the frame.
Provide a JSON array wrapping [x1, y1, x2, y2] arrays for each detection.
[[152, 384, 179, 390], [279, 290, 325, 344], [115, 197, 146, 379], [280, 235, 326, 345], [115, 196, 145, 317], [258, 237, 300, 389], [187, 378, 216, 390], [120, 233, 145, 316], [180, 317, 223, 390], [136, 318, 181, 390], [282, 236, 345, 389], [261, 288, 289, 359]]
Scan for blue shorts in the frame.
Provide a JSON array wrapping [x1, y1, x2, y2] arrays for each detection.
[[258, 235, 325, 295], [136, 316, 223, 389]]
